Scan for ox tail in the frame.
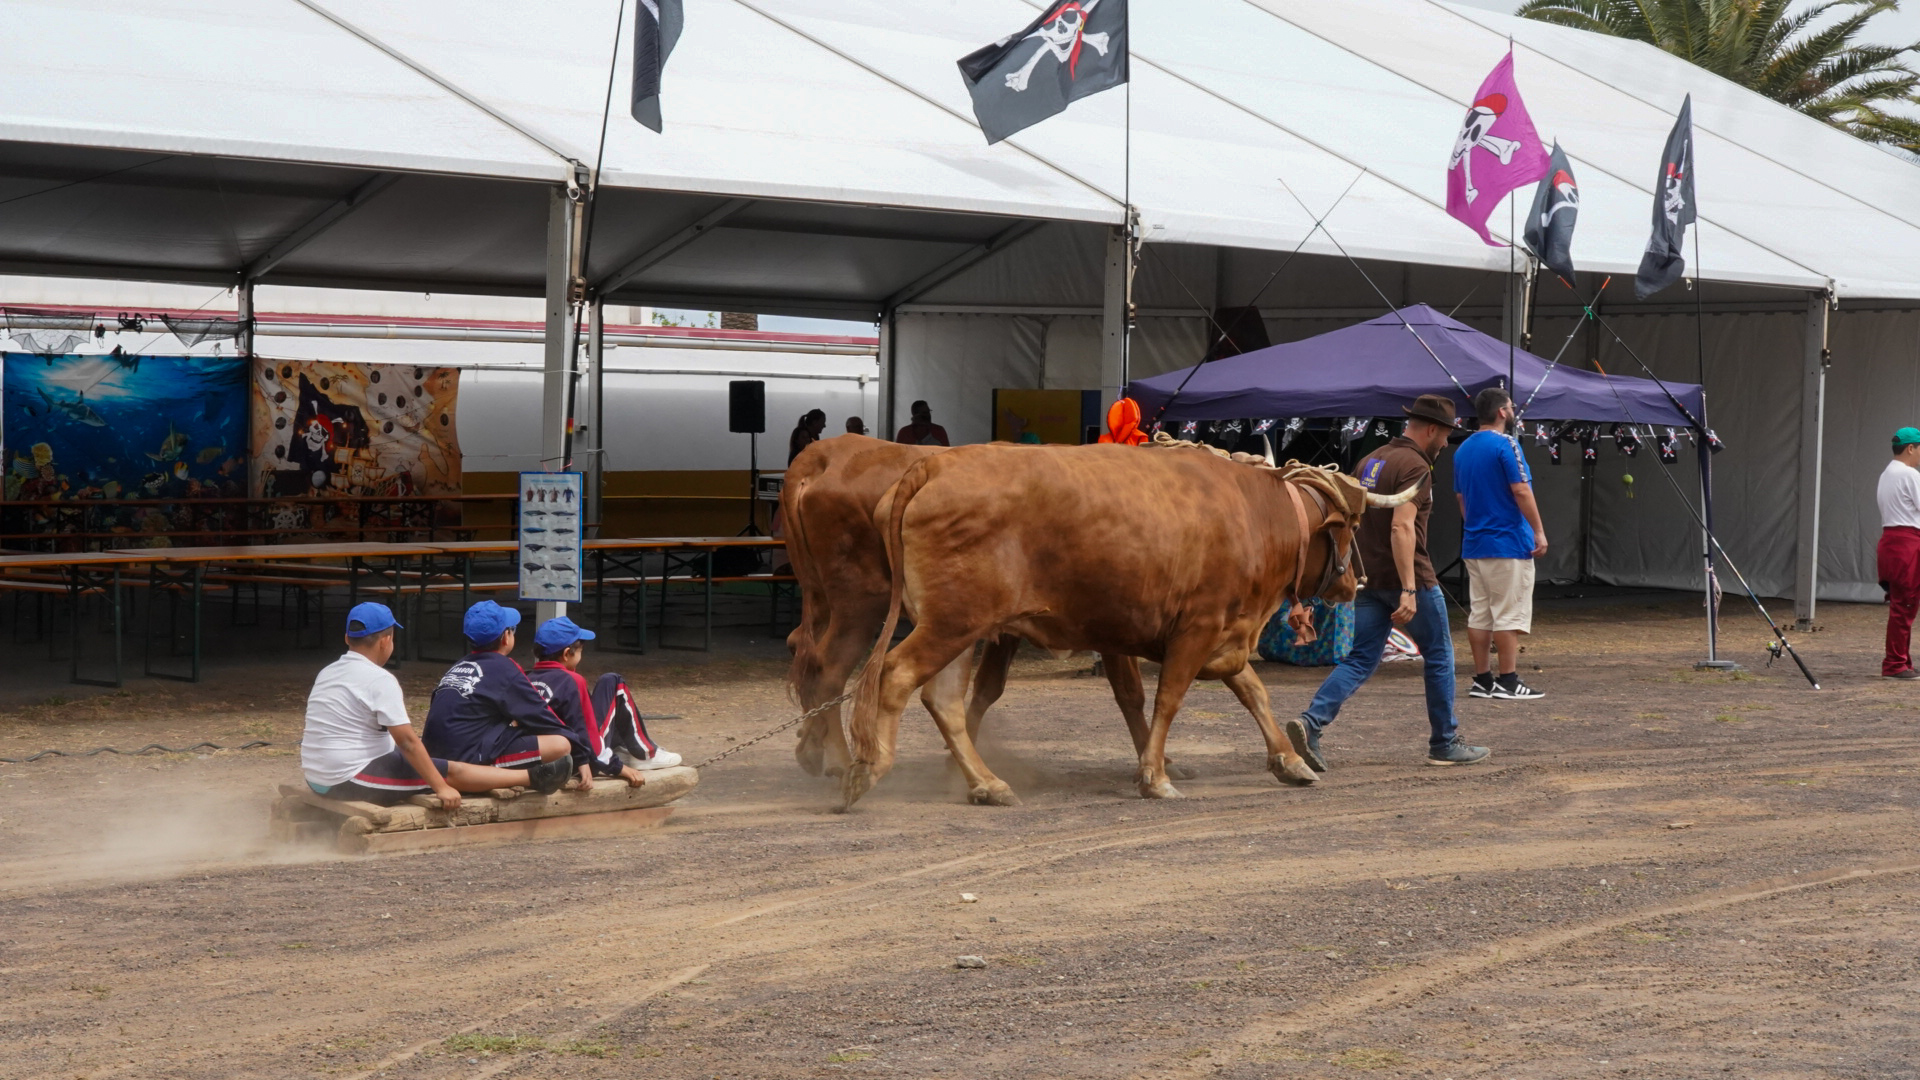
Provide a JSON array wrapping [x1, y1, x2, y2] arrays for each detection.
[[851, 454, 937, 762], [781, 472, 819, 705]]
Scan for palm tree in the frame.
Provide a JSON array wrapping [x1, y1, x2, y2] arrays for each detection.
[[1516, 0, 1920, 151]]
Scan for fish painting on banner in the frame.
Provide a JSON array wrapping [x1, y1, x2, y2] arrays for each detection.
[[4, 353, 248, 502], [250, 359, 461, 499]]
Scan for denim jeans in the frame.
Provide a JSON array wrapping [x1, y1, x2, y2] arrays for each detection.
[[1301, 585, 1457, 750]]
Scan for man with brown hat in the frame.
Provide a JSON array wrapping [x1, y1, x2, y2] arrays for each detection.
[[1286, 394, 1491, 770]]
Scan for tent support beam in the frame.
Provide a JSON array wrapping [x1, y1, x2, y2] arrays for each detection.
[[1101, 224, 1130, 411], [585, 297, 606, 540], [884, 220, 1046, 310], [538, 183, 583, 621], [596, 199, 752, 296], [242, 173, 400, 282], [1794, 289, 1832, 629]]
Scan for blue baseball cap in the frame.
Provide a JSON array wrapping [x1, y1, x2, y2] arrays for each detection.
[[345, 602, 401, 638], [534, 616, 596, 653], [462, 600, 521, 644], [1897, 426, 1920, 448]]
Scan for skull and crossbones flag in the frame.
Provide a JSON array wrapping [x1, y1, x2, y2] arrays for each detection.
[[958, 0, 1129, 145], [630, 0, 684, 133], [1445, 51, 1549, 246], [1522, 142, 1580, 287], [1635, 95, 1696, 299]]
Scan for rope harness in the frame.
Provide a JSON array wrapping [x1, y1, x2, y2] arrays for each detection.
[[1146, 432, 1363, 645]]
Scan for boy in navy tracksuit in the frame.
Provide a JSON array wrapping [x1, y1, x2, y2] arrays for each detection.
[[422, 601, 587, 773], [527, 616, 680, 785]]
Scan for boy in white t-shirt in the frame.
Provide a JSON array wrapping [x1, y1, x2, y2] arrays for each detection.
[[301, 603, 572, 806]]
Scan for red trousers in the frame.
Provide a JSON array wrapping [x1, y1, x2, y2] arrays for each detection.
[[1879, 526, 1920, 675]]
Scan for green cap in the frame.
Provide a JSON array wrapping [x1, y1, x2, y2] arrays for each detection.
[[1898, 427, 1920, 447]]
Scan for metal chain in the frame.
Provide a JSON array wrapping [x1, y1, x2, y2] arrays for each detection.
[[0, 740, 273, 764], [690, 655, 873, 771], [690, 687, 854, 770]]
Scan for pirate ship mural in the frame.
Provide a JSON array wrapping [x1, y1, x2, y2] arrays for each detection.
[[4, 352, 248, 504], [249, 359, 461, 501]]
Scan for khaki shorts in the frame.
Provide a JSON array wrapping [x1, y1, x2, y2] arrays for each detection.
[[1466, 558, 1535, 633]]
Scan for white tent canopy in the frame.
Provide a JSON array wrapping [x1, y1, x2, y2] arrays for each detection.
[[3, 0, 1917, 299], [3, 0, 1920, 627]]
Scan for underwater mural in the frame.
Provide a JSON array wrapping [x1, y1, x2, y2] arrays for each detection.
[[3, 352, 249, 504]]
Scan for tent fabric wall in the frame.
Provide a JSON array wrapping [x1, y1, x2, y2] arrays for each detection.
[[1576, 311, 1802, 597], [1820, 310, 1920, 602]]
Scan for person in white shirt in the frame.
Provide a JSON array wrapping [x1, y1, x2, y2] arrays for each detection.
[[301, 603, 571, 805], [1876, 427, 1920, 679]]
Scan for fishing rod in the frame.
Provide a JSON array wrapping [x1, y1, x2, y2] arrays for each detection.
[[1578, 316, 1819, 689], [1515, 276, 1610, 418], [1274, 176, 1477, 406], [1146, 169, 1368, 426]]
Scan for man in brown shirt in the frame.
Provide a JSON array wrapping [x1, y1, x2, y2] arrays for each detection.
[[1286, 394, 1491, 771]]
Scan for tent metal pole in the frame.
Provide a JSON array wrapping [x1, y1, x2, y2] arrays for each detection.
[[236, 279, 254, 357], [586, 297, 606, 540], [879, 308, 897, 439], [1100, 224, 1129, 413], [1794, 288, 1832, 629], [537, 183, 581, 623]]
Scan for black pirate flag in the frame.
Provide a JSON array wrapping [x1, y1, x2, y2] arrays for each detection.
[[1636, 95, 1696, 299], [283, 374, 370, 495], [631, 0, 684, 133], [959, 0, 1128, 145], [1523, 142, 1580, 288]]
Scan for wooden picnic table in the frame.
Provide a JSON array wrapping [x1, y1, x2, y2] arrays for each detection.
[[86, 542, 450, 684], [0, 550, 180, 686], [584, 537, 787, 653]]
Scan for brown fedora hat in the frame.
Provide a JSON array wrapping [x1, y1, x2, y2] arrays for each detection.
[[1402, 393, 1458, 428]]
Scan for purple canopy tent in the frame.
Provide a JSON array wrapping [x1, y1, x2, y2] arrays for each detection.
[[1125, 304, 1701, 428]]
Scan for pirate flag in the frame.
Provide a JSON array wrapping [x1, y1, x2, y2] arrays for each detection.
[[631, 0, 684, 133], [1523, 142, 1579, 287], [1445, 51, 1550, 246], [958, 0, 1129, 145], [1635, 95, 1696, 299]]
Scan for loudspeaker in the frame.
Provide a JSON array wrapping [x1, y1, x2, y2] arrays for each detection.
[[728, 380, 765, 433]]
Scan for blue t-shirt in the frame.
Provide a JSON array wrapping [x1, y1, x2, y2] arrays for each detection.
[[1452, 429, 1535, 559]]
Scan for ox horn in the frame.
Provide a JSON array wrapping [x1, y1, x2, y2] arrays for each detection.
[[1364, 483, 1422, 508]]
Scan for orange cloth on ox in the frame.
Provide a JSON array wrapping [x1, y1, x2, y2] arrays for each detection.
[[1098, 397, 1149, 445]]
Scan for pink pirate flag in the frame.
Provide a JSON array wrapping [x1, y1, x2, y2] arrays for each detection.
[[1445, 52, 1550, 246]]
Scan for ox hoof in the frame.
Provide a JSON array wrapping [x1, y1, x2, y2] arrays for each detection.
[[1165, 759, 1199, 781], [1269, 754, 1318, 787], [839, 762, 878, 810], [969, 783, 1021, 807], [1138, 777, 1185, 800], [794, 741, 826, 777]]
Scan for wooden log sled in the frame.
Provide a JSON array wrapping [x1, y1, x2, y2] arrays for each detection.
[[269, 766, 699, 854]]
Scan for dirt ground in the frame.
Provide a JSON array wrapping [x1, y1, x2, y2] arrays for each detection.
[[2, 592, 1918, 1079]]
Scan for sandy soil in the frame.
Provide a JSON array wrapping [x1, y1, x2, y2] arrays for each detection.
[[1, 594, 1917, 1079]]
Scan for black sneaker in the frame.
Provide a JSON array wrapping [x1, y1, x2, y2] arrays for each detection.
[[527, 756, 572, 795], [1489, 674, 1545, 700], [1285, 718, 1326, 773], [1427, 740, 1491, 766], [1887, 668, 1920, 680], [1469, 673, 1495, 698]]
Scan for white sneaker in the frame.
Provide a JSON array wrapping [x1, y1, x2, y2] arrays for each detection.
[[631, 749, 683, 771]]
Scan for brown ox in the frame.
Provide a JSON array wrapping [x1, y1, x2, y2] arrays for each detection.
[[782, 435, 1181, 802], [843, 441, 1413, 808]]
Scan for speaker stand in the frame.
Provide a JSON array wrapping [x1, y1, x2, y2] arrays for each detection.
[[740, 431, 763, 536]]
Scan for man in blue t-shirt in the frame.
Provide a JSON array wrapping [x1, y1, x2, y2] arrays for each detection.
[[1453, 387, 1548, 700]]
